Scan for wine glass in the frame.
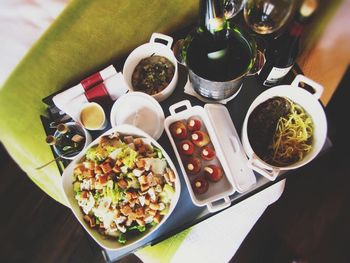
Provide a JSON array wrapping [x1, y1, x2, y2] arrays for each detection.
[[243, 0, 294, 35], [224, 0, 247, 20]]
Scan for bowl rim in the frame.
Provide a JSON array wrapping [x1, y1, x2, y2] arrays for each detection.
[[122, 41, 178, 100], [242, 85, 328, 170], [109, 92, 165, 140], [53, 122, 91, 160], [61, 124, 181, 250]]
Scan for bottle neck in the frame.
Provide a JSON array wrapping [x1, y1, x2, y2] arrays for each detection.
[[199, 0, 226, 35], [289, 21, 305, 38]]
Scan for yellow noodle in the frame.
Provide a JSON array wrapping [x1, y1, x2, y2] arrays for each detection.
[[270, 98, 313, 166]]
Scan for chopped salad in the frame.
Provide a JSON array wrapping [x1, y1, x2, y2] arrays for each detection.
[[73, 132, 176, 244]]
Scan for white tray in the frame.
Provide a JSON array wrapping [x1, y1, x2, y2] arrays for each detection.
[[164, 100, 235, 212], [204, 104, 256, 193]]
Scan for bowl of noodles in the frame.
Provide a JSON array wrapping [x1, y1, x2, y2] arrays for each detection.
[[241, 75, 327, 181]]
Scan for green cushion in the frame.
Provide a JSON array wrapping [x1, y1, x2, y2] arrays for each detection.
[[0, 0, 198, 205]]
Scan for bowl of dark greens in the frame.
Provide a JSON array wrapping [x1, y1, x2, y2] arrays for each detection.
[[123, 33, 178, 102], [241, 75, 327, 181]]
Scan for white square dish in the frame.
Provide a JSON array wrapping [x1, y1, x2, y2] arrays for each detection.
[[61, 124, 181, 250], [164, 100, 235, 212]]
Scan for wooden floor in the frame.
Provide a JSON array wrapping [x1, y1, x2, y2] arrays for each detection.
[[0, 145, 141, 263]]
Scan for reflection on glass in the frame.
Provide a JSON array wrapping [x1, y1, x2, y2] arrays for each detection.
[[224, 0, 246, 19], [244, 0, 293, 34]]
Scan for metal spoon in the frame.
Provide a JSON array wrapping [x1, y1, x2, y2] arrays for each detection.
[[35, 155, 65, 170]]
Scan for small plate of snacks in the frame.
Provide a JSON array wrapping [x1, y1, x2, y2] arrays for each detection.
[[165, 100, 255, 212]]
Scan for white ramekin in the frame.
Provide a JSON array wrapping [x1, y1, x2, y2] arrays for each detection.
[[241, 75, 328, 181], [123, 33, 178, 102]]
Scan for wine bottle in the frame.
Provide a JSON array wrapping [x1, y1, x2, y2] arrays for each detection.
[[258, 0, 318, 88], [185, 0, 253, 82]]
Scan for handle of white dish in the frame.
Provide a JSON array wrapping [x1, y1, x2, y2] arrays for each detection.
[[247, 154, 280, 181], [229, 136, 241, 154], [207, 196, 231, 213], [169, 100, 192, 116], [150, 33, 173, 49], [291, 74, 324, 100]]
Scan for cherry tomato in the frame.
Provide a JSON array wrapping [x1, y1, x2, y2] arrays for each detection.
[[170, 121, 187, 140], [185, 157, 201, 175], [191, 131, 210, 147], [192, 176, 209, 194], [178, 140, 195, 155], [200, 146, 216, 161], [187, 118, 202, 132], [204, 165, 223, 182]]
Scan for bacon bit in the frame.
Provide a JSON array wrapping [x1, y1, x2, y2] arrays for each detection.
[[131, 191, 138, 199], [154, 213, 162, 224], [145, 195, 151, 206], [105, 157, 114, 164], [134, 138, 143, 147], [136, 159, 146, 169], [112, 164, 121, 173], [117, 179, 128, 189], [94, 165, 103, 175], [154, 175, 162, 185], [83, 215, 96, 228], [124, 136, 134, 144], [114, 209, 121, 219], [81, 191, 88, 199], [135, 207, 145, 218], [98, 174, 108, 185], [99, 136, 109, 147], [138, 145, 146, 154], [86, 169, 95, 178], [100, 162, 112, 174], [74, 165, 85, 174], [120, 205, 132, 216]]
